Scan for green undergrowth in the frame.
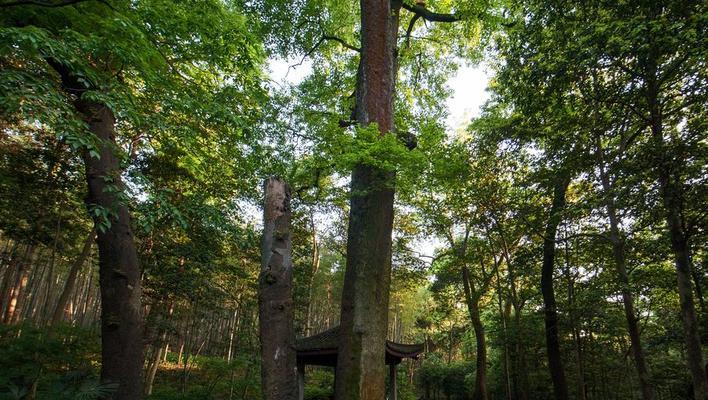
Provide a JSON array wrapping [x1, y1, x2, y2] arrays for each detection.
[[0, 323, 108, 400], [0, 325, 424, 400]]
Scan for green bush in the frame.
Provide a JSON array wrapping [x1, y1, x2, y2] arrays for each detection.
[[417, 359, 473, 400]]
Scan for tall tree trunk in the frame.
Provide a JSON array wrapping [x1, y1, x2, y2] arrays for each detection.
[[562, 235, 586, 400], [335, 1, 399, 399], [51, 60, 144, 398], [493, 265, 513, 400], [462, 266, 488, 400], [50, 230, 94, 326], [645, 54, 708, 399], [596, 139, 655, 400], [540, 172, 570, 400], [76, 99, 144, 399], [258, 177, 297, 400]]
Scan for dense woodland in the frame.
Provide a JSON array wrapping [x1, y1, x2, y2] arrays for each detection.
[[0, 0, 706, 399]]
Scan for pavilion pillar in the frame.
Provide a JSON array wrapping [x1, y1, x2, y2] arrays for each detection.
[[389, 363, 397, 400], [297, 363, 305, 400]]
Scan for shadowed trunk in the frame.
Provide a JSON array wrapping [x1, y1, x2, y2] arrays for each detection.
[[595, 138, 655, 400], [145, 302, 174, 396], [541, 172, 570, 400], [258, 177, 297, 400], [643, 50, 707, 399], [462, 266, 488, 400], [334, 1, 400, 399]]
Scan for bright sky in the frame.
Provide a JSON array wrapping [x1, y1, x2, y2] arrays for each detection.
[[268, 58, 491, 132], [445, 63, 492, 131]]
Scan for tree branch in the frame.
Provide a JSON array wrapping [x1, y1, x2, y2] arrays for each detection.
[[401, 2, 460, 23], [404, 14, 421, 48], [322, 35, 360, 53], [0, 0, 114, 10]]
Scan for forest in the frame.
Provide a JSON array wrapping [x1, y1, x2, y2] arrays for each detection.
[[0, 0, 706, 399]]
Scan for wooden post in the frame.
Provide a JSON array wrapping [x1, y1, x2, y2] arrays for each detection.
[[297, 363, 305, 400], [389, 363, 397, 400]]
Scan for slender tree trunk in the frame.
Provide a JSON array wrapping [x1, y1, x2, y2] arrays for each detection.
[[462, 266, 488, 400], [305, 213, 320, 336], [4, 244, 35, 324], [513, 306, 529, 400], [562, 235, 587, 400], [20, 248, 45, 322], [39, 221, 61, 324], [51, 230, 94, 326], [541, 173, 570, 400], [596, 139, 655, 400], [0, 241, 19, 320], [335, 2, 399, 399], [258, 177, 297, 400], [145, 302, 173, 396], [493, 266, 512, 400]]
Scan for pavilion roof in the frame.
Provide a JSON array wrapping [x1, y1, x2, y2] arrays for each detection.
[[295, 325, 424, 366]]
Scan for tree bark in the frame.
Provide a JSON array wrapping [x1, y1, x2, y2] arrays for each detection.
[[258, 177, 297, 400], [335, 1, 399, 399], [49, 58, 144, 398], [50, 230, 94, 326], [76, 99, 144, 399], [462, 266, 488, 400], [540, 172, 570, 400]]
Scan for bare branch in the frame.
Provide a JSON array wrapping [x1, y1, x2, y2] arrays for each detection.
[[322, 35, 360, 52]]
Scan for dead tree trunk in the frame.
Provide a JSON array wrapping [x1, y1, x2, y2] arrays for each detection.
[[258, 177, 297, 400], [541, 172, 570, 400]]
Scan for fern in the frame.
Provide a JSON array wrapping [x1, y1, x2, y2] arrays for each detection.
[[73, 379, 118, 400]]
